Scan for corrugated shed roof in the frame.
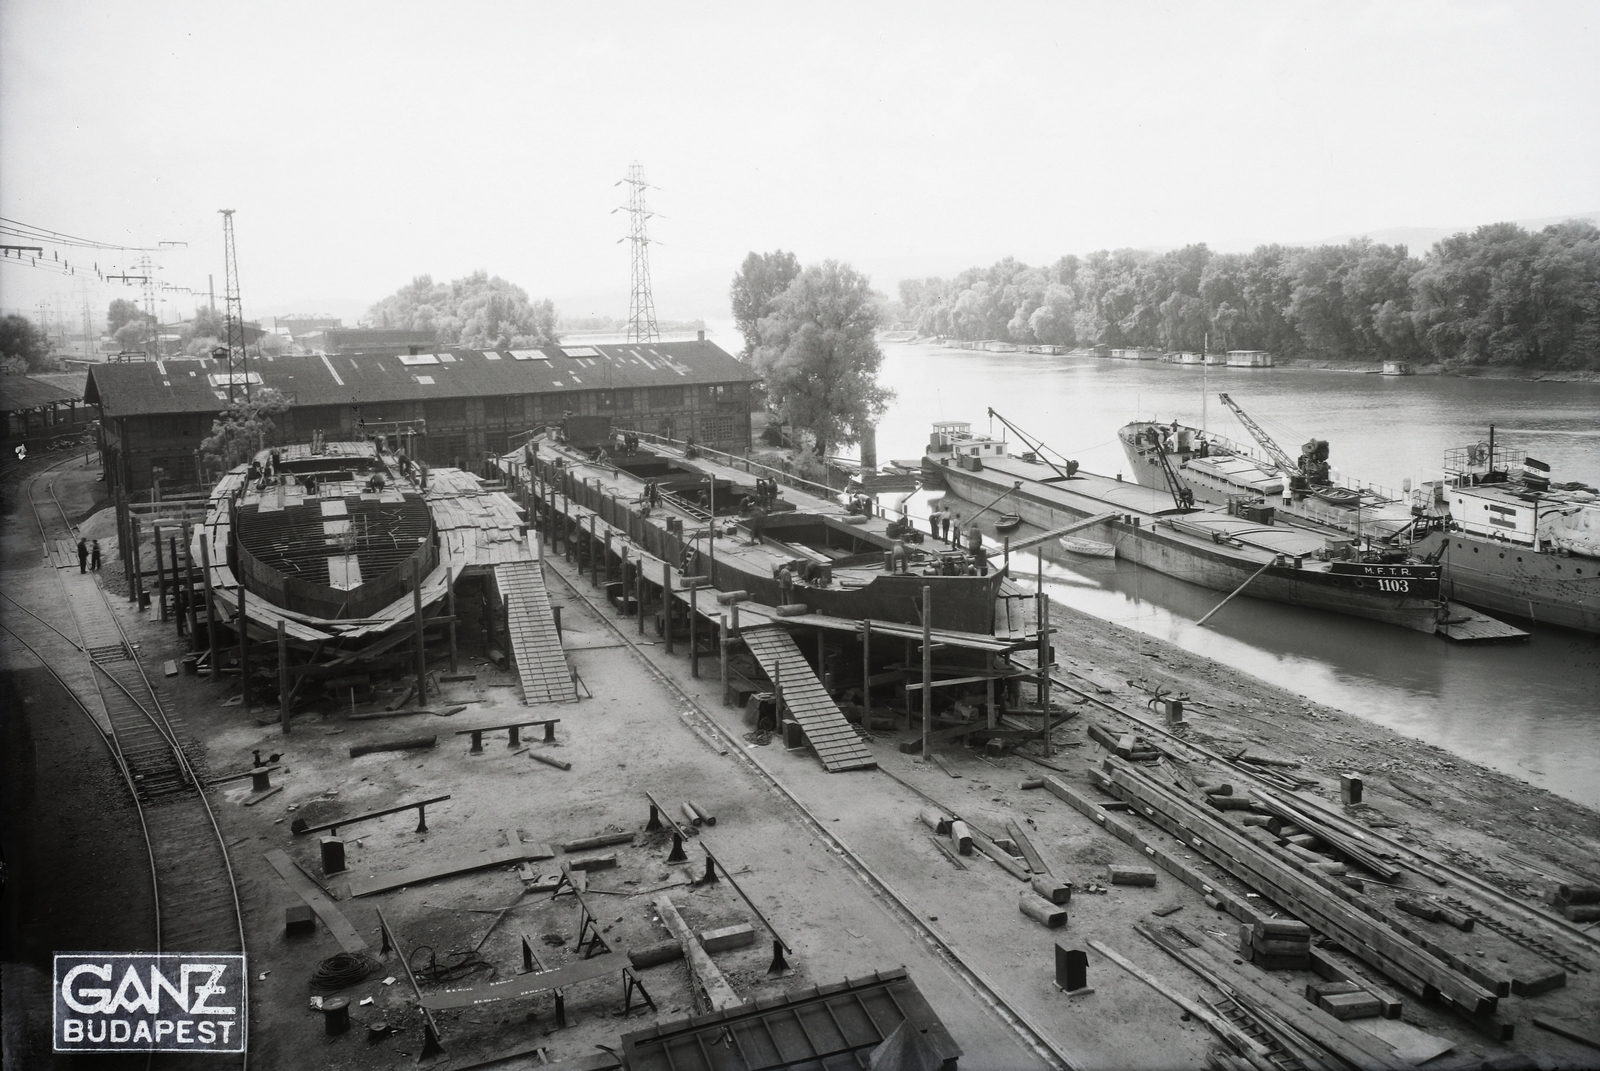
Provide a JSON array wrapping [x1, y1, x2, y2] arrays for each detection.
[[0, 373, 84, 410], [86, 340, 755, 418]]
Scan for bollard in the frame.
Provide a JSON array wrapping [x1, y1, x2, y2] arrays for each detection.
[[1055, 945, 1089, 992], [251, 768, 273, 793], [543, 721, 557, 743], [320, 836, 346, 875], [468, 730, 485, 754]]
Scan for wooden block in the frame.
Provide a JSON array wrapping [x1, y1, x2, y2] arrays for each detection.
[[163, 660, 179, 677], [284, 904, 315, 937], [1252, 951, 1310, 971], [1256, 937, 1312, 955], [699, 923, 756, 953], [1240, 814, 1271, 827], [628, 940, 684, 969], [567, 853, 616, 872], [1340, 774, 1363, 805], [1207, 796, 1263, 811], [1109, 865, 1157, 887], [1555, 882, 1600, 905], [1018, 777, 1045, 790], [1510, 967, 1566, 997], [1019, 892, 1067, 928], [1395, 897, 1442, 922], [1257, 919, 1312, 939], [1559, 903, 1600, 921], [949, 820, 973, 856], [1318, 990, 1382, 1020], [1031, 876, 1072, 905], [1306, 981, 1364, 1001]]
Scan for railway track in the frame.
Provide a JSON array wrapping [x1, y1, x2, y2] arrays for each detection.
[[6, 461, 250, 1067]]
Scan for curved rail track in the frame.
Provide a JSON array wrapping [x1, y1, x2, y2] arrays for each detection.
[[4, 460, 250, 1068]]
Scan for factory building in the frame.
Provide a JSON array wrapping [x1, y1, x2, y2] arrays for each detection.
[[84, 337, 757, 493]]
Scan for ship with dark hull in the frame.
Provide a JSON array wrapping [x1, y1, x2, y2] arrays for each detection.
[[1409, 438, 1599, 634], [504, 431, 1009, 635], [927, 419, 1447, 633]]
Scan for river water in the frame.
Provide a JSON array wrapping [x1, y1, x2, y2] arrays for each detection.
[[858, 342, 1600, 808]]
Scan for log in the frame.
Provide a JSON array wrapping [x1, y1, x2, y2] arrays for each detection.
[[561, 832, 637, 852], [529, 750, 572, 771], [349, 734, 437, 758], [919, 808, 952, 835], [948, 820, 974, 857], [627, 941, 684, 969], [1032, 875, 1072, 905], [688, 800, 716, 826]]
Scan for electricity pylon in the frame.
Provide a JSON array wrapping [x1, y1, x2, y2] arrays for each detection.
[[219, 210, 250, 402], [619, 163, 660, 344]]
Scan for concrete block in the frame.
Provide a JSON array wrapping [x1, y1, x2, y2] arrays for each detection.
[[897, 738, 923, 754], [284, 904, 315, 937], [699, 924, 756, 954], [1317, 990, 1382, 1020], [319, 836, 345, 876], [1340, 774, 1363, 805], [1109, 865, 1156, 887]]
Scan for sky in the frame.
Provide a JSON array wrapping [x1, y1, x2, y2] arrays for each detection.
[[2, 0, 1597, 331]]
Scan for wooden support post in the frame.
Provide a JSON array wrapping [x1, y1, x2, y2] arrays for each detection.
[[183, 524, 200, 650], [903, 638, 912, 726], [1039, 592, 1052, 758], [589, 513, 599, 586], [862, 619, 872, 704], [637, 550, 647, 635], [278, 619, 291, 734], [201, 536, 219, 678], [445, 566, 458, 674], [719, 612, 729, 704], [604, 533, 613, 584], [689, 584, 699, 677], [169, 533, 182, 634], [153, 523, 167, 621], [412, 559, 427, 708], [237, 577, 250, 709], [986, 655, 997, 729], [921, 586, 932, 762], [130, 515, 143, 607], [662, 561, 674, 655]]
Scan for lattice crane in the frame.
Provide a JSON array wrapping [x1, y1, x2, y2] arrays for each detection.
[[1217, 393, 1298, 475]]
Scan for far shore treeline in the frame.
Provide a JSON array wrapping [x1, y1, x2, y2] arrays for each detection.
[[895, 220, 1600, 372]]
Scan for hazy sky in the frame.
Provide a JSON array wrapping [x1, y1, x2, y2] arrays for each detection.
[[3, 1, 1596, 328]]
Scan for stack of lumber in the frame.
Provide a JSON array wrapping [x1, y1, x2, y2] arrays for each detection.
[[1240, 919, 1311, 970], [1086, 722, 1162, 761], [1548, 883, 1600, 922], [1088, 755, 1514, 1039]]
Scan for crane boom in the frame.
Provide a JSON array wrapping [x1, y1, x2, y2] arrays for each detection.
[[1217, 393, 1298, 475]]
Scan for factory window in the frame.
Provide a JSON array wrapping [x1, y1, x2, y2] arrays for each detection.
[[702, 384, 731, 405], [702, 415, 736, 443], [648, 386, 683, 408], [427, 398, 467, 424], [484, 431, 509, 456], [596, 390, 615, 411], [614, 389, 633, 410], [483, 395, 506, 422], [428, 434, 467, 466]]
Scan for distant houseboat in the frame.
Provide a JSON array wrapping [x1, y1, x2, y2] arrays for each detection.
[[1380, 361, 1414, 376], [1226, 350, 1275, 368]]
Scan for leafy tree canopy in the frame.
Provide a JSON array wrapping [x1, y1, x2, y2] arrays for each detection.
[[1, 314, 57, 373], [200, 388, 291, 471], [897, 221, 1600, 371], [753, 260, 893, 457], [366, 272, 558, 349], [107, 298, 145, 334], [730, 250, 801, 358]]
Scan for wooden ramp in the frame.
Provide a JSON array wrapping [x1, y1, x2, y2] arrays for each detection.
[[1004, 512, 1118, 551], [1436, 602, 1530, 643], [496, 561, 579, 703], [740, 625, 876, 772]]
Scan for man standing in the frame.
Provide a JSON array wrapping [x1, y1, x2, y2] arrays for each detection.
[[77, 536, 89, 573], [90, 539, 102, 571], [928, 507, 941, 539]]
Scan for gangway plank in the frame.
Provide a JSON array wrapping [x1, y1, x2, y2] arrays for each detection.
[[740, 625, 876, 772], [496, 561, 579, 703], [1004, 512, 1119, 551]]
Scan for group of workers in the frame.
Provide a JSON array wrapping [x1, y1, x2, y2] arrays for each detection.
[[75, 536, 102, 573], [926, 505, 967, 546]]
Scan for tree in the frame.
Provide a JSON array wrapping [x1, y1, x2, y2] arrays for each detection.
[[752, 260, 892, 458], [200, 388, 291, 471], [114, 318, 153, 353], [0, 314, 56, 373], [730, 250, 801, 358], [366, 272, 559, 348], [107, 298, 144, 335]]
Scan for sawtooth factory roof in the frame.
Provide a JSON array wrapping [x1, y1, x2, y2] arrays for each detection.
[[85, 340, 755, 418]]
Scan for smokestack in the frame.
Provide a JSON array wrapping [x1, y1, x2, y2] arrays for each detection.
[[697, 329, 705, 342]]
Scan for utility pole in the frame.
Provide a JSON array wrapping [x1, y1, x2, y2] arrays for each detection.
[[219, 210, 250, 402], [619, 163, 660, 344]]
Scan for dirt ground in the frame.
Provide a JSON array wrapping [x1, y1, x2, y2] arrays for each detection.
[[5, 456, 1599, 1070]]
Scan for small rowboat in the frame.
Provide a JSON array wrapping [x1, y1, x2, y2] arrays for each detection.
[[1058, 535, 1116, 558], [994, 513, 1023, 533]]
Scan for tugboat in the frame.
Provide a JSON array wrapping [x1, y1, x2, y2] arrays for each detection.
[[1410, 430, 1599, 633]]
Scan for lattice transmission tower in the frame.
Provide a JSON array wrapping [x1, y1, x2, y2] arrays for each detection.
[[619, 163, 660, 344], [219, 209, 250, 402]]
